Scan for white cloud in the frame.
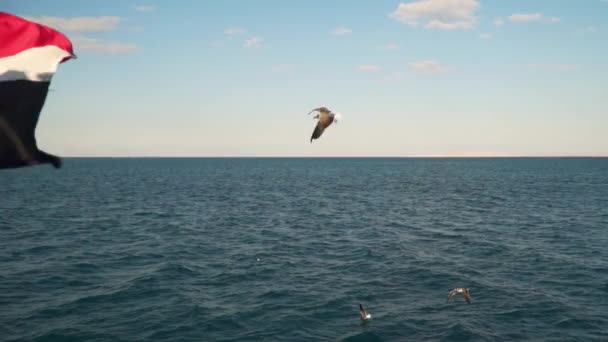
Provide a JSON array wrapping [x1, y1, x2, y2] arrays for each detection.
[[572, 26, 598, 36], [133, 5, 156, 12], [409, 60, 449, 74], [224, 27, 247, 37], [390, 0, 480, 30], [358, 64, 382, 72], [508, 13, 560, 24], [331, 27, 352, 35], [509, 13, 543, 23], [244, 36, 263, 48], [24, 16, 122, 32], [425, 19, 474, 30], [73, 36, 140, 54], [583, 26, 598, 33], [385, 44, 399, 50], [494, 13, 560, 27], [479, 33, 492, 39]]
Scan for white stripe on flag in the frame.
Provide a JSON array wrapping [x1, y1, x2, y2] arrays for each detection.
[[0, 45, 72, 82]]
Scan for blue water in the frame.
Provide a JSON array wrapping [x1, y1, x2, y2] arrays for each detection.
[[1, 158, 607, 341]]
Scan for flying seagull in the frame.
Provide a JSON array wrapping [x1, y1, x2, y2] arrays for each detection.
[[308, 106, 338, 143], [447, 288, 471, 304], [0, 12, 75, 170], [359, 303, 372, 320]]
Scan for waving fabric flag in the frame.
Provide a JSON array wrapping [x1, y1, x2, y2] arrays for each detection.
[[0, 12, 75, 170]]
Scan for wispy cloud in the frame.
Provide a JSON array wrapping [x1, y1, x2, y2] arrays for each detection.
[[509, 13, 544, 23], [390, 0, 480, 30], [494, 13, 560, 26], [224, 27, 247, 37], [133, 5, 156, 12], [526, 63, 579, 71], [479, 33, 492, 39], [244, 36, 263, 48], [584, 26, 598, 33], [578, 26, 598, 34], [73, 36, 140, 54], [24, 16, 122, 32], [384, 44, 399, 50], [409, 60, 449, 74], [331, 27, 352, 35], [358, 64, 382, 72]]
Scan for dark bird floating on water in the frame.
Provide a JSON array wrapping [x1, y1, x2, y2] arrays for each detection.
[[447, 288, 472, 304], [308, 107, 338, 143], [0, 12, 75, 170]]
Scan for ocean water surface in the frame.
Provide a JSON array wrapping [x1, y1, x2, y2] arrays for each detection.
[[1, 158, 607, 341]]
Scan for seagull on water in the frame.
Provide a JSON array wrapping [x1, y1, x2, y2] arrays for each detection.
[[359, 303, 372, 320], [447, 288, 472, 304]]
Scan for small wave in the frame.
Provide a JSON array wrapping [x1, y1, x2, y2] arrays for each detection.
[[24, 245, 58, 255], [340, 331, 384, 342], [258, 289, 292, 300], [555, 317, 604, 330], [494, 308, 526, 319], [31, 330, 118, 342], [132, 210, 171, 218], [438, 323, 492, 342]]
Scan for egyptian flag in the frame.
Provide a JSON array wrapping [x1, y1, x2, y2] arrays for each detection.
[[0, 12, 75, 170]]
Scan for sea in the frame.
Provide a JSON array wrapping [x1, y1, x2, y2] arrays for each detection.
[[1, 158, 607, 341]]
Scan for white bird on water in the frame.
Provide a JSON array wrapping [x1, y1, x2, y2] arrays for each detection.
[[447, 288, 472, 304], [359, 304, 372, 320]]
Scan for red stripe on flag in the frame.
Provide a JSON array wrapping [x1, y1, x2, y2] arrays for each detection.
[[0, 12, 75, 61]]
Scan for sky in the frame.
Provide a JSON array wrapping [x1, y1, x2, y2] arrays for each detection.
[[4, 0, 608, 157]]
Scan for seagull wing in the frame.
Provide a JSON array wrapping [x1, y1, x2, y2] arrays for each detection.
[[447, 289, 457, 302], [463, 290, 471, 304], [307, 107, 323, 115], [310, 121, 325, 142], [310, 112, 333, 142]]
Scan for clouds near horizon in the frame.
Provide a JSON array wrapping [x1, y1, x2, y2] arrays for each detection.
[[10, 0, 606, 156], [24, 15, 122, 32], [132, 5, 156, 12], [331, 27, 352, 35], [390, 0, 480, 30], [71, 36, 140, 54], [409, 60, 449, 74]]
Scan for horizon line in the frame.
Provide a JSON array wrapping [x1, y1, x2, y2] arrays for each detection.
[[58, 155, 608, 159]]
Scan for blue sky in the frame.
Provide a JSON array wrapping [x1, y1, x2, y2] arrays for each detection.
[[5, 0, 608, 156]]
